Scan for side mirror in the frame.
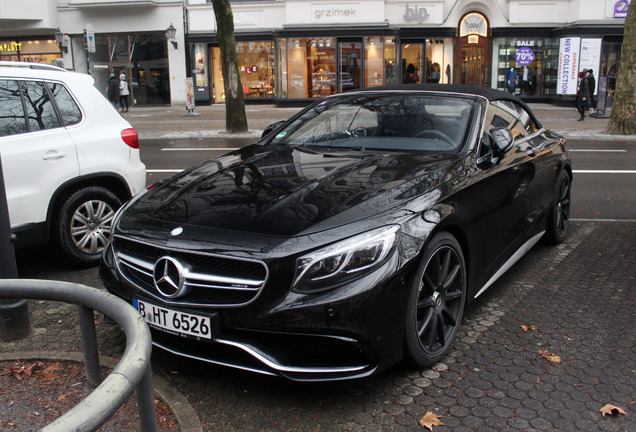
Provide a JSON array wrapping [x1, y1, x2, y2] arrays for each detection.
[[261, 120, 286, 139], [489, 127, 514, 155]]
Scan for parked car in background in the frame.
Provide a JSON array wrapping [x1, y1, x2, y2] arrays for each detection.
[[0, 61, 146, 266], [100, 84, 571, 381]]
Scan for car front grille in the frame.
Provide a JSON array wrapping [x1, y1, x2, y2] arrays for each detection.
[[112, 236, 268, 308]]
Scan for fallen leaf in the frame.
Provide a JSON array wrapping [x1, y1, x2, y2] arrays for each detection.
[[521, 325, 538, 332], [538, 349, 562, 364], [420, 412, 444, 430], [600, 404, 627, 417]]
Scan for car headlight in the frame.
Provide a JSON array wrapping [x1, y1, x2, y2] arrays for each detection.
[[293, 225, 400, 293]]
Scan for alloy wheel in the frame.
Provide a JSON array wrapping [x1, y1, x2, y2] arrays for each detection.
[[415, 245, 465, 355]]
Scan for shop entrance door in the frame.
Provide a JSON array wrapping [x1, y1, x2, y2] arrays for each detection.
[[459, 46, 487, 86], [457, 12, 489, 87], [338, 40, 362, 92]]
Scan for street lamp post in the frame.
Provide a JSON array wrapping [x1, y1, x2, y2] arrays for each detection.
[[0, 152, 31, 341], [55, 28, 68, 56]]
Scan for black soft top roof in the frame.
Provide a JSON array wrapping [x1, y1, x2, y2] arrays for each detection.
[[350, 84, 543, 128], [354, 83, 521, 103]]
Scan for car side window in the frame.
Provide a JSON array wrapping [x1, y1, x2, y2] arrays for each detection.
[[47, 82, 82, 126], [488, 101, 527, 140], [21, 80, 61, 132], [0, 80, 28, 137], [512, 102, 540, 134]]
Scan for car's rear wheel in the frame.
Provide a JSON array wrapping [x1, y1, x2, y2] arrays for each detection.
[[405, 232, 466, 367], [54, 186, 122, 267], [545, 170, 571, 244]]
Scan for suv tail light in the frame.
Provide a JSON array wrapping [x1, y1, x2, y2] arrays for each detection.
[[121, 128, 139, 149]]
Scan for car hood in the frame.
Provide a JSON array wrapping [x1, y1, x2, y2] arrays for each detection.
[[122, 144, 459, 237]]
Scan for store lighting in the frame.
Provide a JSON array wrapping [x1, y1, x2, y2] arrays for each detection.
[[54, 28, 68, 54], [295, 40, 300, 48], [326, 40, 331, 48], [166, 23, 178, 49], [319, 40, 324, 48], [311, 40, 316, 47], [369, 38, 375, 45]]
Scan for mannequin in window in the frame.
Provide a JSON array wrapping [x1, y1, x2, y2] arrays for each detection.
[[506, 67, 518, 94]]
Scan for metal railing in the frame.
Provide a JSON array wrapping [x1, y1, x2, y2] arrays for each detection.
[[0, 279, 157, 432]]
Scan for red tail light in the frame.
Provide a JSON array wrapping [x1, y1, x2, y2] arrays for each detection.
[[121, 128, 139, 149]]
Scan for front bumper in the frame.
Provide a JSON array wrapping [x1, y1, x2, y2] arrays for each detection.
[[100, 239, 412, 381]]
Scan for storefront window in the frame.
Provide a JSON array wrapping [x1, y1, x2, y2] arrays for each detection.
[[364, 37, 396, 87], [402, 43, 424, 83], [0, 39, 59, 64], [83, 33, 169, 105], [492, 38, 558, 96], [402, 39, 453, 85], [237, 41, 274, 98], [600, 40, 621, 107]]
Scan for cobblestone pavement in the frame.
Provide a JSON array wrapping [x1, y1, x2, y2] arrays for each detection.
[[5, 220, 635, 431]]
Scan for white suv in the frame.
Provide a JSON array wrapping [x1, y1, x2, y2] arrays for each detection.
[[0, 62, 146, 266]]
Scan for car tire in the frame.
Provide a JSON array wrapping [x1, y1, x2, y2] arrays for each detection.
[[544, 170, 571, 245], [405, 232, 466, 367], [54, 186, 122, 267]]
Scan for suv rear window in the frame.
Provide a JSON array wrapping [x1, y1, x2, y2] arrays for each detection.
[[0, 79, 82, 137], [0, 80, 27, 137]]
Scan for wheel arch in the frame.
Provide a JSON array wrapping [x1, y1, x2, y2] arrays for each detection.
[[45, 173, 133, 242]]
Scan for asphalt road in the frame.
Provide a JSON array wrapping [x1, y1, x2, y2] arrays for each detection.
[[140, 137, 636, 221]]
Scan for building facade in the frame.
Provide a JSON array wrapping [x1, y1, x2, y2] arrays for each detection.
[[0, 0, 186, 107], [0, 0, 628, 106], [186, 0, 627, 106]]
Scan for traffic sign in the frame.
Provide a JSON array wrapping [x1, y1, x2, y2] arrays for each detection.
[[85, 24, 96, 54]]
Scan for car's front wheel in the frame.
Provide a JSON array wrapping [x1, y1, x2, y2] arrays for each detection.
[[405, 232, 466, 367], [54, 186, 123, 267], [544, 170, 571, 244]]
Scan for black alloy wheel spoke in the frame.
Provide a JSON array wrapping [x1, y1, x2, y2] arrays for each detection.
[[418, 309, 434, 338], [442, 264, 461, 292]]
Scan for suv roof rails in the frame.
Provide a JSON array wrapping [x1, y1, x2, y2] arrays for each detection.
[[0, 61, 67, 72]]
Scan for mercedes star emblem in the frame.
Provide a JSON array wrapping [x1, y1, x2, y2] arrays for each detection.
[[153, 256, 186, 298]]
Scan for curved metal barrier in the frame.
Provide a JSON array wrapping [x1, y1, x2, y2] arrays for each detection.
[[0, 279, 157, 432]]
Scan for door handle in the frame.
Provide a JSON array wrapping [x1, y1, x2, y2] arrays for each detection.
[[42, 151, 66, 160]]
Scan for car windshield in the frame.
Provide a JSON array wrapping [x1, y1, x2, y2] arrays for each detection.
[[269, 93, 475, 152]]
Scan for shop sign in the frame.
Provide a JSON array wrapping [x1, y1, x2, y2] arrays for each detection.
[[185, 77, 195, 111], [556, 37, 581, 95], [614, 0, 629, 18], [241, 65, 258, 74], [515, 47, 535, 66], [515, 40, 535, 47], [0, 42, 23, 52], [404, 4, 430, 24], [234, 14, 256, 26]]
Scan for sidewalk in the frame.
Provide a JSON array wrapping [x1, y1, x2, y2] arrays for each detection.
[[121, 102, 636, 141]]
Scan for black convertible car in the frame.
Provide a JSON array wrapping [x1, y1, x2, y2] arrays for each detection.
[[100, 85, 572, 381]]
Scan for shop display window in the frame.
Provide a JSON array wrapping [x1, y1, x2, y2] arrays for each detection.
[[492, 38, 558, 96], [364, 37, 396, 87], [401, 39, 453, 85], [0, 39, 59, 64], [237, 41, 274, 98]]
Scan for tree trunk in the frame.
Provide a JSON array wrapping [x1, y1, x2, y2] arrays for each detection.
[[212, 0, 248, 133], [607, 0, 636, 135]]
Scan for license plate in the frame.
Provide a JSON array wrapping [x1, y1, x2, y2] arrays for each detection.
[[133, 298, 214, 340]]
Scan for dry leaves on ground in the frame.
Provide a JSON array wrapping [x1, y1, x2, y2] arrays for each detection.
[[419, 412, 444, 430], [600, 404, 627, 417], [521, 325, 538, 332], [538, 349, 562, 364]]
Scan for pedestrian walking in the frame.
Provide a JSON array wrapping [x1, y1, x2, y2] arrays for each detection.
[[586, 69, 596, 110], [575, 70, 591, 121], [119, 73, 130, 112], [106, 73, 120, 109]]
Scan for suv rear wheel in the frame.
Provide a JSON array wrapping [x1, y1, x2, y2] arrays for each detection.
[[54, 186, 122, 267]]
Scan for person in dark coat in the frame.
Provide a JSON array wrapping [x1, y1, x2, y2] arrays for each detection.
[[107, 74, 120, 108], [586, 69, 596, 110], [575, 71, 591, 121]]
